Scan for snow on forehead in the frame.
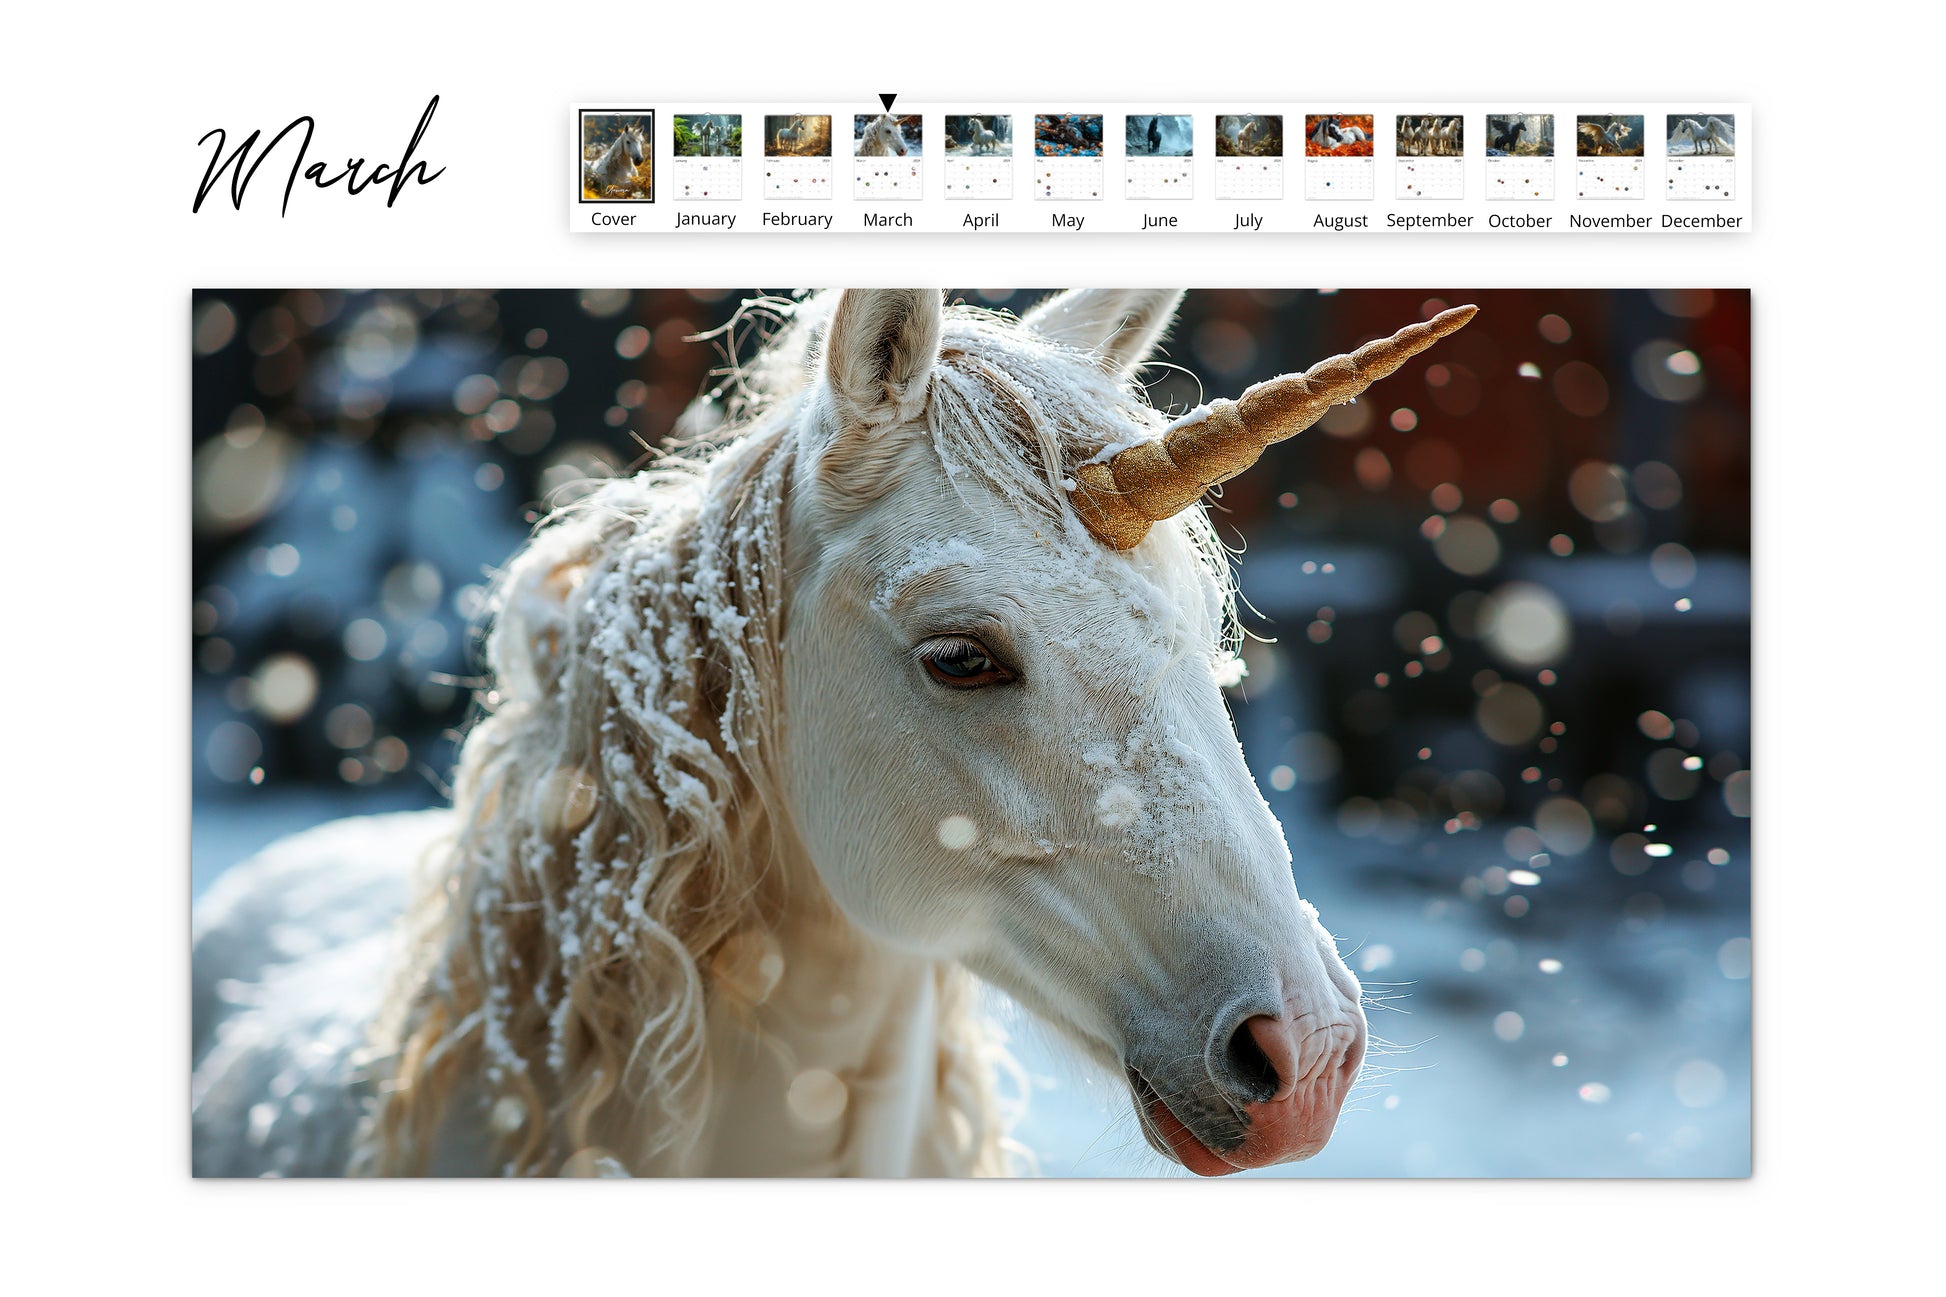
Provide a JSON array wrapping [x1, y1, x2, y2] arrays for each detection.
[[873, 537, 987, 610]]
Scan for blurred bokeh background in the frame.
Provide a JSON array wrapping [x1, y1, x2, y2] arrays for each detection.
[[190, 287, 1751, 1176]]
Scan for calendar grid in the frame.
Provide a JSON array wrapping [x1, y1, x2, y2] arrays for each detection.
[[1666, 157, 1735, 200], [765, 157, 833, 199], [1306, 156, 1375, 201], [1398, 158, 1465, 200], [945, 158, 1013, 199], [1576, 159, 1644, 200], [1125, 157, 1193, 200], [1485, 156, 1554, 201], [854, 159, 923, 200], [1215, 158, 1282, 202], [1036, 157, 1104, 201], [671, 157, 742, 201]]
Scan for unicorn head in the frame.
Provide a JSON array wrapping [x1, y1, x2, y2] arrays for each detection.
[[862, 113, 908, 156], [367, 289, 1473, 1177], [774, 290, 1478, 1172]]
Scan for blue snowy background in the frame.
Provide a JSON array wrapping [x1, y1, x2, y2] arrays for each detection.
[[190, 288, 1752, 1176]]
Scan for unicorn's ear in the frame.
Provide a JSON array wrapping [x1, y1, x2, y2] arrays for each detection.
[[1020, 289, 1185, 375], [821, 288, 943, 430]]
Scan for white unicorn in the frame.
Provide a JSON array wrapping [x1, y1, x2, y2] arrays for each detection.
[[966, 117, 1002, 155], [191, 289, 1476, 1179], [581, 122, 645, 192], [774, 116, 807, 154], [857, 113, 909, 157], [1670, 116, 1733, 156]]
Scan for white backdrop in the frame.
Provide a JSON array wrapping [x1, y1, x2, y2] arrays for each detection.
[[3, 3, 1936, 1292]]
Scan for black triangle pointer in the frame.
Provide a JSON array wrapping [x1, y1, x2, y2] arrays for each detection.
[[879, 93, 897, 112]]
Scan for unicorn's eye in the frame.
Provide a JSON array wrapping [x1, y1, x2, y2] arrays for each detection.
[[919, 637, 1015, 689]]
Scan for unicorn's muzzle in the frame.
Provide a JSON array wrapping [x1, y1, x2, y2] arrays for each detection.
[[1128, 997, 1367, 1176]]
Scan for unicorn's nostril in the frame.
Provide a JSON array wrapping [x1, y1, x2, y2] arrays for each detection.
[[1222, 1014, 1283, 1103]]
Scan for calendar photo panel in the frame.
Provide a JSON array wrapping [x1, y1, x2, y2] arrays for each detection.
[[1035, 113, 1104, 200], [852, 112, 922, 199], [944, 114, 1014, 199], [1305, 114, 1374, 156], [764, 114, 832, 158], [1215, 114, 1283, 201], [1485, 114, 1554, 201], [672, 113, 743, 201], [764, 114, 833, 199], [674, 114, 741, 159], [1665, 113, 1735, 201], [1487, 113, 1553, 158], [1125, 114, 1193, 199], [1576, 115, 1644, 159], [1304, 115, 1374, 199], [853, 112, 921, 160], [1216, 114, 1282, 158], [1396, 117, 1465, 200], [1666, 112, 1735, 159], [1575, 115, 1645, 200]]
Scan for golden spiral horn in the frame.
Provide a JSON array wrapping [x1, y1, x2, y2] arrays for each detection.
[[1069, 304, 1479, 550]]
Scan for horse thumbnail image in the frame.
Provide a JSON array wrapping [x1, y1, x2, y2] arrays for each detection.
[[580, 112, 652, 200], [1667, 113, 1735, 156], [765, 114, 832, 157], [1216, 114, 1281, 157], [675, 114, 741, 158], [1397, 115, 1464, 157], [1577, 115, 1645, 157], [1035, 113, 1103, 157], [1487, 113, 1553, 157], [1305, 114, 1374, 156], [1127, 114, 1192, 157], [945, 114, 1011, 157], [855, 113, 921, 157]]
